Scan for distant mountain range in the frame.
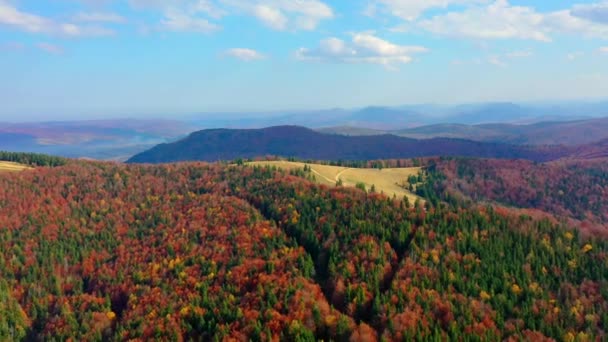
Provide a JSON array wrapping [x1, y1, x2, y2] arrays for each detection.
[[320, 117, 608, 146], [3, 101, 608, 160], [187, 101, 608, 130], [127, 125, 587, 164]]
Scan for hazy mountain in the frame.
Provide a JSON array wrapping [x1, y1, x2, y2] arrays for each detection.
[[4, 101, 608, 160], [393, 117, 608, 146], [187, 101, 608, 130], [445, 103, 529, 124], [316, 126, 387, 136]]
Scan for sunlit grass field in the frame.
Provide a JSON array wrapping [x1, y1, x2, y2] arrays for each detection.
[[248, 160, 422, 203]]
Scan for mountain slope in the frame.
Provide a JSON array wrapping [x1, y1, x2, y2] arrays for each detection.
[[1, 157, 607, 340], [127, 126, 569, 163], [420, 157, 608, 237]]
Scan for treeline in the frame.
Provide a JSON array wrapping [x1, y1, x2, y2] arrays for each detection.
[[0, 160, 606, 340], [0, 151, 66, 167], [241, 156, 431, 169]]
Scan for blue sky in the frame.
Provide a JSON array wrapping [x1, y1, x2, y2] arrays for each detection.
[[1, 0, 607, 120]]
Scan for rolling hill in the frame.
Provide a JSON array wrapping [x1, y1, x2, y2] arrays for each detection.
[[127, 126, 571, 163]]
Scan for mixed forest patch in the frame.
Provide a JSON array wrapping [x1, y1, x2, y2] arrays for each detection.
[[419, 157, 608, 238], [0, 157, 606, 341]]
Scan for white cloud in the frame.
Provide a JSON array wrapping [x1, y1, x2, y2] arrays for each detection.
[[129, 0, 332, 33], [600, 46, 608, 53], [0, 1, 114, 37], [37, 42, 63, 54], [367, 0, 489, 21], [414, 1, 608, 42], [161, 8, 220, 33], [194, 0, 227, 19], [543, 9, 608, 40], [220, 0, 333, 31], [224, 48, 265, 61], [0, 1, 50, 34], [129, 1, 223, 33], [418, 0, 550, 41], [297, 33, 428, 69], [253, 5, 288, 30], [73, 12, 127, 24]]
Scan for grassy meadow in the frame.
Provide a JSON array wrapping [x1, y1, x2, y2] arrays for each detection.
[[248, 160, 421, 203], [0, 161, 31, 172]]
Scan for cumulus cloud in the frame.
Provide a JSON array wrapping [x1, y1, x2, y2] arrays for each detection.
[[253, 5, 288, 30], [222, 0, 333, 31], [0, 1, 114, 37], [600, 47, 608, 53], [224, 48, 265, 61], [194, 0, 228, 19], [129, 0, 332, 32], [414, 0, 608, 41], [543, 9, 608, 40], [161, 8, 220, 33], [417, 0, 549, 41], [367, 0, 489, 21], [297, 33, 428, 69]]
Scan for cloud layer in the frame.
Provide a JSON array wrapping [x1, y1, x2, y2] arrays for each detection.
[[2, 0, 608, 70]]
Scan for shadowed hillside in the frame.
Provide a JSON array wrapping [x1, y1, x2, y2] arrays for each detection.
[[127, 126, 570, 163]]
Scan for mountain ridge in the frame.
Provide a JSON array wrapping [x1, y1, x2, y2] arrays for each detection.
[[127, 125, 574, 163], [319, 116, 608, 146]]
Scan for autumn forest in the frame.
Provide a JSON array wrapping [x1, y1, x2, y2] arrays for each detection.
[[0, 153, 607, 341]]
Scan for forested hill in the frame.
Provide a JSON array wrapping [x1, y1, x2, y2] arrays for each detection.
[[127, 126, 570, 163], [0, 159, 607, 340]]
